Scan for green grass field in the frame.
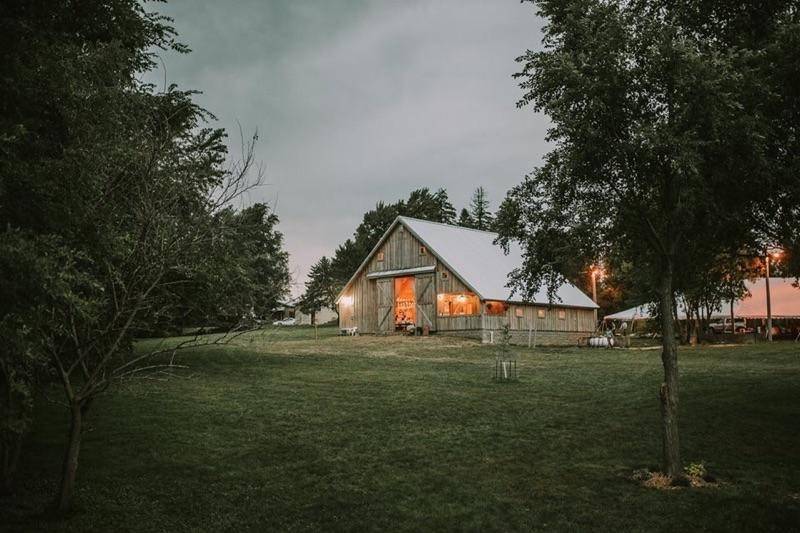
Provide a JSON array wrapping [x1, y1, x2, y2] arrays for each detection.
[[4, 327, 800, 531]]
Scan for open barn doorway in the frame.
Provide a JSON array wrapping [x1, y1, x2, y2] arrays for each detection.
[[394, 276, 416, 331]]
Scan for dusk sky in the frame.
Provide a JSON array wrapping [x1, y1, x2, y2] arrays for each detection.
[[142, 1, 549, 295]]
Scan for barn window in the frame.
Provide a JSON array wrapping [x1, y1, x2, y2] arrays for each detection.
[[558, 310, 566, 320], [376, 251, 385, 262], [537, 309, 546, 319], [515, 307, 524, 318], [437, 292, 479, 316], [441, 271, 449, 279], [419, 246, 427, 256], [485, 301, 508, 316]]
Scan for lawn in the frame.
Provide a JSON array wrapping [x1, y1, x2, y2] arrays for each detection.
[[4, 327, 799, 531]]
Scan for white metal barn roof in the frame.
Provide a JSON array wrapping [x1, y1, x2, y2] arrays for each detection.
[[397, 217, 598, 308], [603, 278, 800, 321]]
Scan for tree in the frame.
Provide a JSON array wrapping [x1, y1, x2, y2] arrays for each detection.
[[404, 187, 457, 224], [331, 238, 363, 286], [0, 232, 60, 494], [330, 188, 458, 285], [0, 0, 276, 511], [299, 257, 338, 324], [232, 203, 291, 318], [457, 208, 474, 229], [468, 187, 493, 230], [497, 0, 794, 479], [432, 188, 457, 224]]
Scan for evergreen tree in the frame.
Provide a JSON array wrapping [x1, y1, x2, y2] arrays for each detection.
[[468, 187, 493, 230], [457, 208, 475, 228], [299, 256, 338, 324], [404, 188, 439, 221], [432, 188, 456, 224]]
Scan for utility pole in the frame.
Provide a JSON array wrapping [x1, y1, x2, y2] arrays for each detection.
[[591, 267, 598, 328], [766, 252, 773, 342]]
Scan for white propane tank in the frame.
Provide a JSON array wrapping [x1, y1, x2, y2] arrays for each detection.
[[589, 336, 610, 347]]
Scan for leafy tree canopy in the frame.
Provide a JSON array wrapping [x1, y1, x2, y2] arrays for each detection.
[[299, 256, 338, 323], [0, 0, 290, 509], [496, 0, 800, 477]]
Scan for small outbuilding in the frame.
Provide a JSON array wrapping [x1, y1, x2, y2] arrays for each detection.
[[335, 216, 598, 345]]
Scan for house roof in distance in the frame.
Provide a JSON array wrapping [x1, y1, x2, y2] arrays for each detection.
[[397, 217, 598, 309]]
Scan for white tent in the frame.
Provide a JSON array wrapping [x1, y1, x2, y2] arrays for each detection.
[[604, 278, 800, 321]]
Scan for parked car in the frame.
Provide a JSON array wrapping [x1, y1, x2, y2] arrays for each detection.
[[272, 317, 297, 326], [707, 318, 751, 334]]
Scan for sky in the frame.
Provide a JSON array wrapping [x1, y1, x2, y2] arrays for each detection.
[[142, 1, 549, 296]]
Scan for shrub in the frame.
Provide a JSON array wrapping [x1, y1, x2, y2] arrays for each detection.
[[685, 462, 707, 479]]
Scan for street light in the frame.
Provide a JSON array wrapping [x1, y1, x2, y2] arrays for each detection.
[[590, 265, 604, 303], [765, 249, 782, 341], [590, 265, 604, 326]]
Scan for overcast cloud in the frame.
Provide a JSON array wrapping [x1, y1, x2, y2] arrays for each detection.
[[143, 1, 548, 295]]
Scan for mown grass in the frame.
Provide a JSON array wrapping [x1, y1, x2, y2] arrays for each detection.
[[4, 327, 799, 531]]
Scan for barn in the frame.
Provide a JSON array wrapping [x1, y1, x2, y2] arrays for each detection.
[[335, 216, 598, 345]]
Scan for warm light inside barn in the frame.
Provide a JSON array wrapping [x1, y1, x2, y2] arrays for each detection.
[[394, 276, 416, 327], [437, 292, 479, 316]]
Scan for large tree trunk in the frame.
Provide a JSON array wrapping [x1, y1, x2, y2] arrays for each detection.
[[659, 258, 682, 478], [1, 435, 23, 496], [1, 365, 26, 496], [56, 402, 85, 513]]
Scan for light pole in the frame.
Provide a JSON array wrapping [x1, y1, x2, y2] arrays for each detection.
[[765, 249, 782, 342], [765, 253, 772, 341], [590, 265, 603, 328]]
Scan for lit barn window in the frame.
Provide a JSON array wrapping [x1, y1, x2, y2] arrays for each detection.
[[376, 251, 385, 262], [485, 301, 509, 316], [558, 310, 566, 320], [537, 309, 546, 319], [437, 292, 479, 316], [515, 307, 524, 318]]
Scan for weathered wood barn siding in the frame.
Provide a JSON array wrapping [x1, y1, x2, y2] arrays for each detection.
[[482, 304, 595, 345], [337, 268, 373, 332], [339, 226, 435, 334], [434, 261, 481, 334], [365, 225, 435, 273]]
